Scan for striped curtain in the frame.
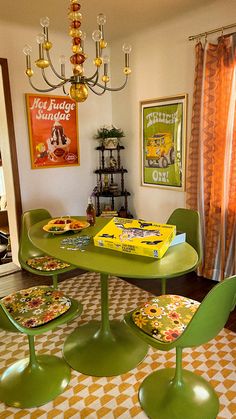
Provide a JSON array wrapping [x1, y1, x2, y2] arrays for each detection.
[[186, 35, 236, 281]]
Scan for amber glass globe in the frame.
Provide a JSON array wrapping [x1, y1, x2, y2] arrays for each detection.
[[70, 82, 88, 102]]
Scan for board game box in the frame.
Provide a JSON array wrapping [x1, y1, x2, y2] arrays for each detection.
[[169, 231, 186, 247], [93, 217, 176, 259]]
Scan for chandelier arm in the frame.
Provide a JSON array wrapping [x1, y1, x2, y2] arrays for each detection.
[[28, 77, 66, 93], [62, 85, 69, 96], [85, 72, 100, 87], [84, 68, 100, 83], [87, 83, 107, 96], [86, 74, 99, 87], [93, 77, 128, 92], [41, 69, 68, 88], [45, 50, 68, 81]]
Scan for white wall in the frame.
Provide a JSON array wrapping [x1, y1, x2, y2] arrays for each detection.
[[0, 21, 112, 217], [111, 0, 236, 222]]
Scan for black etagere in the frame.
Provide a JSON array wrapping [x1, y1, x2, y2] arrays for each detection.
[[93, 144, 131, 216]]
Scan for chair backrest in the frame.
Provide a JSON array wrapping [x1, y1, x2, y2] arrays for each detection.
[[167, 208, 202, 262], [0, 305, 19, 332], [178, 275, 236, 348], [18, 209, 51, 265]]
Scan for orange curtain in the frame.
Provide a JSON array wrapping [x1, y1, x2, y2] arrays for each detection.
[[186, 35, 236, 281]]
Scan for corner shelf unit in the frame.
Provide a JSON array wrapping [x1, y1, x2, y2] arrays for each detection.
[[94, 144, 131, 216]]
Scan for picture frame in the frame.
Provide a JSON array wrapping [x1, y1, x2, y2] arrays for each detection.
[[141, 94, 187, 190], [26, 93, 80, 169]]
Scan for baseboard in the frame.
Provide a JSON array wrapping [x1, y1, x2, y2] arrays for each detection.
[[0, 262, 21, 277]]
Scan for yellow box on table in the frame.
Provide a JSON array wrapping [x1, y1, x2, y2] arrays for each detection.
[[93, 217, 176, 259]]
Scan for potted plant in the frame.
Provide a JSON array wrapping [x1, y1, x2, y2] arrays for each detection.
[[95, 125, 125, 149]]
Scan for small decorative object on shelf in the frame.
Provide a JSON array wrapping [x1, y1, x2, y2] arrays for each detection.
[[107, 156, 117, 169], [109, 182, 119, 193], [100, 207, 118, 218], [103, 174, 109, 191], [92, 138, 132, 217], [95, 125, 125, 149], [118, 206, 127, 218]]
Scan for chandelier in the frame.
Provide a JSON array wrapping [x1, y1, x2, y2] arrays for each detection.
[[23, 0, 132, 103]]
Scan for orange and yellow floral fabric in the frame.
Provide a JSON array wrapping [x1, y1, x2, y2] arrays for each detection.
[[1, 286, 71, 328], [131, 294, 200, 342], [27, 255, 70, 271]]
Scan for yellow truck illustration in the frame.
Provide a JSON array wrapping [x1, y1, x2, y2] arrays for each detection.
[[145, 133, 175, 168]]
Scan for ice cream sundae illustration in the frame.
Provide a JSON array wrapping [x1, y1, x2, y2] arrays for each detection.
[[47, 121, 71, 162]]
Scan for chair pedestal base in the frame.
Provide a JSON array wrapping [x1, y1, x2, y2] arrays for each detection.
[[0, 355, 71, 408], [139, 368, 219, 419], [63, 320, 148, 376]]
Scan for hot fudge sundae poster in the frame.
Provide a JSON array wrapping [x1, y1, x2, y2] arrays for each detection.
[[26, 93, 79, 168]]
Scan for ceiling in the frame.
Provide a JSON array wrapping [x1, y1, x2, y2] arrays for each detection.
[[0, 0, 216, 40]]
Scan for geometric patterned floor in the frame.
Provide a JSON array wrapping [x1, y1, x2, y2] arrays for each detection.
[[0, 272, 235, 418]]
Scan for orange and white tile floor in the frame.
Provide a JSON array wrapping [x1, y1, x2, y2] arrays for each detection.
[[0, 272, 235, 418]]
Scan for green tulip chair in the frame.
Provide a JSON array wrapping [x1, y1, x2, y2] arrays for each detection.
[[161, 208, 202, 294], [0, 285, 83, 408], [19, 209, 76, 289], [124, 275, 236, 419]]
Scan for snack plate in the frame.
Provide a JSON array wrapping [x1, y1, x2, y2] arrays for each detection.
[[69, 221, 90, 232], [43, 224, 70, 234], [48, 218, 77, 225], [43, 219, 90, 234]]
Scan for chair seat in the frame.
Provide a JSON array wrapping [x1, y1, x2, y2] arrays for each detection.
[[26, 255, 70, 271], [1, 286, 71, 328], [131, 295, 200, 343]]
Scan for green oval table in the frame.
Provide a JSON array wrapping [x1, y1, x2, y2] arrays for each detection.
[[29, 217, 199, 377]]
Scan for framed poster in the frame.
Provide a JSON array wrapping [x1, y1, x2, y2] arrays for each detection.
[[141, 94, 187, 190], [26, 93, 79, 169]]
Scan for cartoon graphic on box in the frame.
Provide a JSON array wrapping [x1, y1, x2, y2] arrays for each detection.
[[94, 217, 176, 259], [114, 220, 162, 242]]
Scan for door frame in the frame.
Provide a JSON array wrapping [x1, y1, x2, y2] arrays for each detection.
[[0, 58, 22, 253]]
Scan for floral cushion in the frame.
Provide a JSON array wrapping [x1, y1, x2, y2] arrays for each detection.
[[131, 294, 200, 343], [26, 256, 70, 271], [1, 286, 71, 328]]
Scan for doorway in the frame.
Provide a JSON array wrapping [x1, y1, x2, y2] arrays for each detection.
[[0, 58, 22, 275]]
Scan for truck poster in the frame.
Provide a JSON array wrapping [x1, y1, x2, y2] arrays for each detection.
[[141, 94, 187, 190]]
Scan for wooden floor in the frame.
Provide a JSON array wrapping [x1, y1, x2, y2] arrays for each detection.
[[0, 268, 235, 333]]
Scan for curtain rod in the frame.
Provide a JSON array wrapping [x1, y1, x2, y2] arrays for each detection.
[[188, 23, 236, 41]]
